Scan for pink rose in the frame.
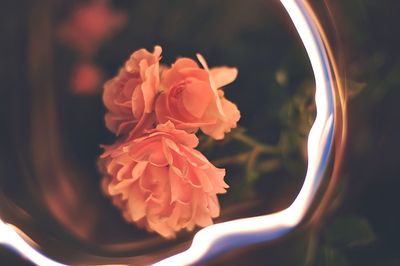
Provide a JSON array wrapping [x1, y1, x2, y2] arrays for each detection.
[[155, 54, 240, 140], [99, 122, 228, 238], [103, 46, 162, 137]]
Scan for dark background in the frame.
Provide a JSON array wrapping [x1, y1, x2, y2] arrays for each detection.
[[1, 0, 400, 265]]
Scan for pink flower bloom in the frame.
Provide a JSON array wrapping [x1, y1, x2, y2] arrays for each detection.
[[99, 121, 228, 238], [58, 0, 127, 55], [71, 62, 103, 95], [155, 54, 240, 140], [103, 46, 162, 137]]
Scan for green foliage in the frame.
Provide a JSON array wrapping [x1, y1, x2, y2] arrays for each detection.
[[325, 215, 376, 248], [305, 215, 376, 266]]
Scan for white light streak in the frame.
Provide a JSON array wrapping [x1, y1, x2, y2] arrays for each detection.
[[153, 0, 335, 264], [0, 219, 67, 266]]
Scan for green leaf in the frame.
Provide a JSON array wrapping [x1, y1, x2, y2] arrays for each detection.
[[325, 215, 376, 248]]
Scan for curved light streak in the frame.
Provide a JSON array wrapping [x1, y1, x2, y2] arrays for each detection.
[[0, 219, 67, 266], [153, 0, 335, 264], [0, 0, 339, 265]]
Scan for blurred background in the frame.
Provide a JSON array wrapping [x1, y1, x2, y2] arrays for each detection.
[[0, 0, 399, 265]]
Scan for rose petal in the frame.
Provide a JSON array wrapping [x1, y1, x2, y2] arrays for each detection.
[[210, 67, 238, 88]]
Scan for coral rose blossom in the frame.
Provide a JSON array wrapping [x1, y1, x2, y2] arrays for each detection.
[[155, 54, 240, 140], [99, 122, 228, 238], [103, 46, 162, 137]]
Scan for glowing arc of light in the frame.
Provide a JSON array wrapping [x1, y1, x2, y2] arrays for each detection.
[[153, 0, 335, 264], [0, 219, 67, 266], [0, 0, 336, 265]]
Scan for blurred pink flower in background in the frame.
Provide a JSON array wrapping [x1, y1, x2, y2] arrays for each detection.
[[103, 46, 162, 137], [58, 0, 127, 56], [155, 54, 240, 140], [99, 122, 228, 238], [71, 62, 103, 95]]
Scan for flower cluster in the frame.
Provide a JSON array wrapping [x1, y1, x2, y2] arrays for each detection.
[[99, 46, 240, 238]]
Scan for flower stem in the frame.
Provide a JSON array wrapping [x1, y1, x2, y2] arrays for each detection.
[[256, 158, 282, 173], [212, 151, 251, 167], [231, 130, 280, 154]]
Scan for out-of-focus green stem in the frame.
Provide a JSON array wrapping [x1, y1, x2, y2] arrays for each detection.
[[212, 151, 251, 167], [231, 130, 280, 154], [256, 158, 282, 173], [245, 148, 260, 184]]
